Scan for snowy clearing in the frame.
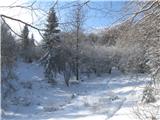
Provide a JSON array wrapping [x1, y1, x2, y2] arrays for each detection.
[[2, 62, 151, 120]]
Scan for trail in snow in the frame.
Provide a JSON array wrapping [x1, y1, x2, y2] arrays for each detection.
[[2, 62, 149, 120]]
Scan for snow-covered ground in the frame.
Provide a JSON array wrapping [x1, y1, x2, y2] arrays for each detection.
[[2, 62, 152, 120]]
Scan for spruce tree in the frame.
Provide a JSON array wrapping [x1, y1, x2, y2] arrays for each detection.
[[41, 7, 60, 83], [1, 22, 17, 80], [29, 34, 36, 61], [30, 34, 35, 47], [21, 24, 31, 62]]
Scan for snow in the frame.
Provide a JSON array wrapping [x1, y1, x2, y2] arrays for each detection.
[[2, 62, 154, 120]]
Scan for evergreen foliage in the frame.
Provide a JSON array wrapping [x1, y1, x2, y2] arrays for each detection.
[[41, 7, 60, 83], [21, 25, 32, 62]]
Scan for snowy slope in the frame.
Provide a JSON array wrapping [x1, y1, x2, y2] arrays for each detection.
[[2, 62, 151, 120]]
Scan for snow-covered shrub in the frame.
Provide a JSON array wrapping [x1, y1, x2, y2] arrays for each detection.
[[99, 27, 120, 46], [141, 86, 156, 103], [11, 96, 31, 106], [63, 63, 72, 87], [70, 79, 80, 85], [21, 81, 32, 89], [80, 44, 119, 76], [56, 41, 76, 86], [128, 1, 160, 120], [43, 106, 59, 112], [134, 103, 159, 120], [109, 96, 119, 101], [118, 45, 148, 73], [71, 93, 77, 99]]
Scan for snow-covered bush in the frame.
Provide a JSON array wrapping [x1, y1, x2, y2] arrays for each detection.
[[115, 21, 149, 73], [21, 81, 32, 89], [43, 106, 59, 112], [11, 96, 31, 106], [141, 86, 156, 103], [63, 63, 72, 87], [134, 103, 159, 120], [80, 44, 120, 76], [128, 1, 160, 120]]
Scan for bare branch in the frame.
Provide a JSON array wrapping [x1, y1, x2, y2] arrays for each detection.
[[131, 1, 158, 22], [1, 15, 45, 40], [1, 17, 23, 38], [0, 1, 37, 10], [0, 14, 45, 31]]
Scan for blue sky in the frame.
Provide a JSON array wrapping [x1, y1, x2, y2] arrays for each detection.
[[83, 1, 126, 29], [0, 0, 128, 41], [39, 1, 127, 31]]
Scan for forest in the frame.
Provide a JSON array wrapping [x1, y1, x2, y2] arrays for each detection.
[[1, 0, 160, 120]]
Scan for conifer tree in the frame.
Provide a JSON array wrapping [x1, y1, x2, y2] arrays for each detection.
[[1, 22, 17, 80], [29, 34, 36, 61], [21, 24, 31, 62], [41, 7, 60, 83]]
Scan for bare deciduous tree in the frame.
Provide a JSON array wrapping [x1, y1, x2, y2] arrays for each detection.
[[69, 1, 88, 81]]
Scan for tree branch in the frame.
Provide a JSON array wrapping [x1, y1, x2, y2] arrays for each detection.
[[0, 14, 45, 31]]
